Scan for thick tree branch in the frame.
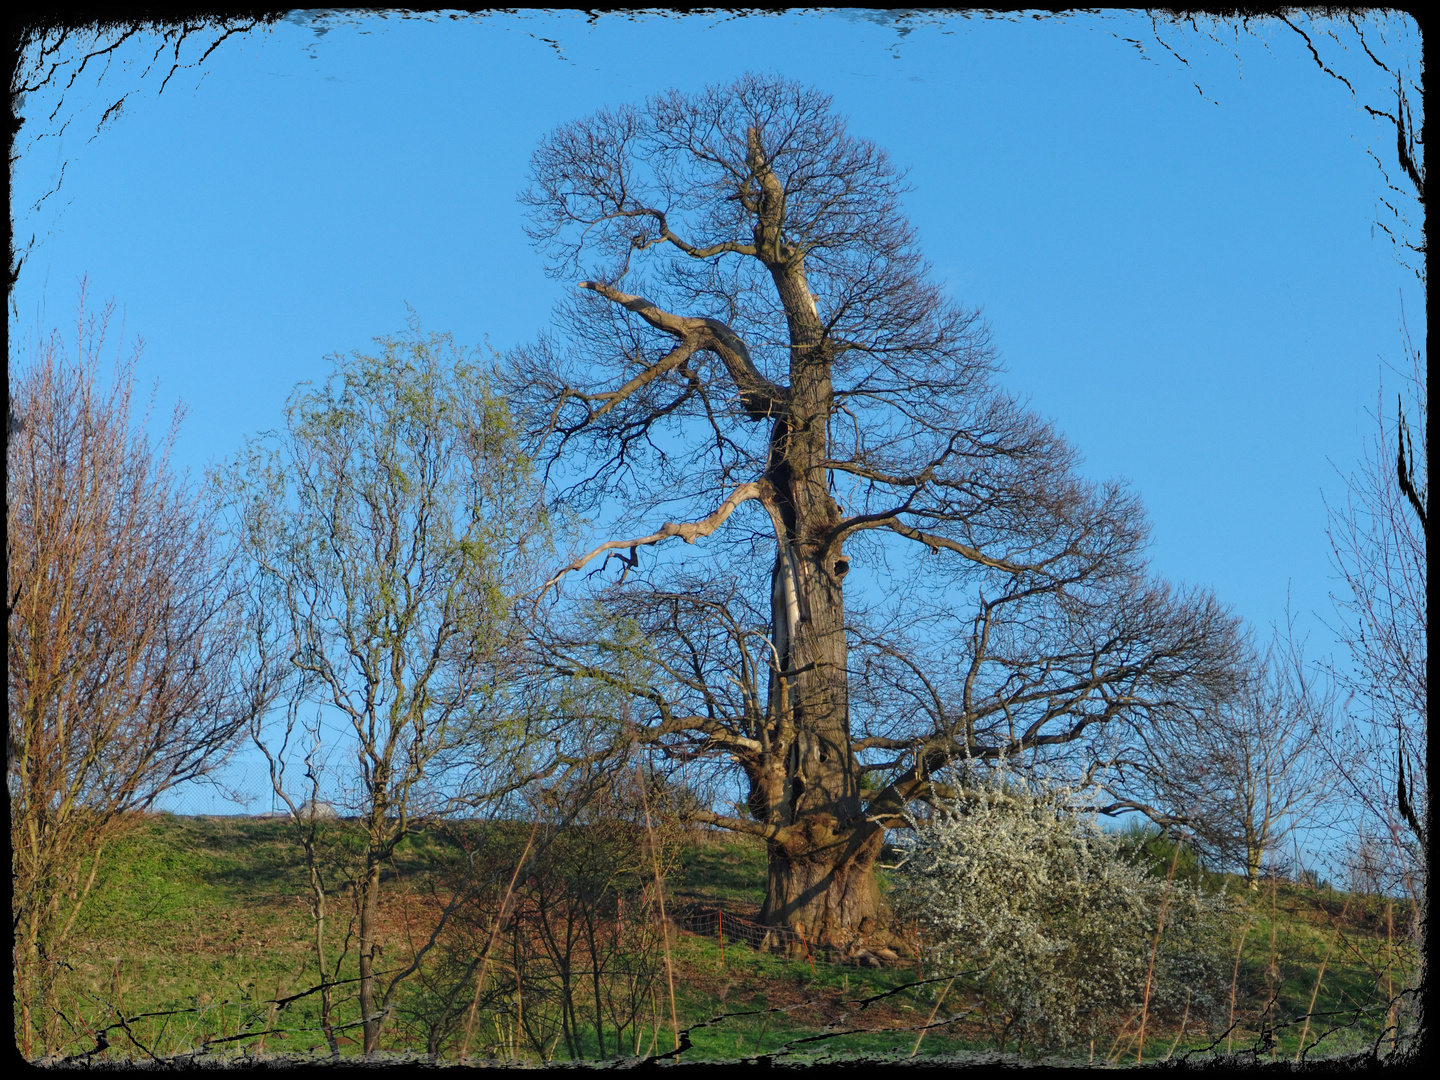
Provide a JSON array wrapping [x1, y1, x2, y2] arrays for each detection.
[[629, 207, 758, 260], [577, 281, 701, 337], [690, 809, 785, 841], [540, 481, 769, 595], [879, 519, 1026, 573], [564, 342, 698, 422], [578, 281, 788, 420]]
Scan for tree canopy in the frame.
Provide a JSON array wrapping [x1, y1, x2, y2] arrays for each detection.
[[506, 73, 1243, 947]]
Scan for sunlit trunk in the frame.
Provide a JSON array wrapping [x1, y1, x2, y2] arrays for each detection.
[[1246, 841, 1263, 891], [359, 849, 383, 1053], [761, 824, 886, 950], [757, 337, 880, 947]]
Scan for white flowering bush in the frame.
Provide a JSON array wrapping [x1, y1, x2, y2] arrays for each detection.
[[890, 774, 1236, 1053]]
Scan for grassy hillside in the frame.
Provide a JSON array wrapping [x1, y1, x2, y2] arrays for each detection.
[[19, 813, 1418, 1064]]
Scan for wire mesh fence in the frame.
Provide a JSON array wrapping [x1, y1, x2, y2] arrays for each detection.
[[150, 764, 323, 818], [669, 903, 916, 972]]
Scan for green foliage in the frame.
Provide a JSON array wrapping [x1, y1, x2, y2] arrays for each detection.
[[225, 322, 553, 821], [1115, 820, 1219, 889], [219, 323, 559, 1055]]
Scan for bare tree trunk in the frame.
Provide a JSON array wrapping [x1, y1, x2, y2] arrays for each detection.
[[17, 916, 40, 1059], [751, 221, 874, 945], [358, 849, 384, 1054], [761, 826, 887, 948], [310, 847, 341, 1058], [1238, 852, 1261, 892]]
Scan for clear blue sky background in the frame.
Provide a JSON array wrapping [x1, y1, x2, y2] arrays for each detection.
[[10, 11, 1423, 817]]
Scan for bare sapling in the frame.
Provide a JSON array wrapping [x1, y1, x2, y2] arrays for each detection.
[[10, 291, 252, 1058]]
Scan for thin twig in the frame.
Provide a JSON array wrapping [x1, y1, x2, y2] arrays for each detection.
[[910, 975, 956, 1058], [637, 768, 679, 1053], [1228, 916, 1254, 1054], [1164, 989, 1190, 1060]]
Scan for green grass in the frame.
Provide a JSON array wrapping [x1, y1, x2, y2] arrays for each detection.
[[1218, 878, 1418, 1062], [20, 813, 1418, 1065], [1105, 824, 1418, 1062], [672, 828, 769, 910]]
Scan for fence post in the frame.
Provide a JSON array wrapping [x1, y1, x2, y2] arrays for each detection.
[[797, 925, 816, 976], [718, 908, 725, 968]]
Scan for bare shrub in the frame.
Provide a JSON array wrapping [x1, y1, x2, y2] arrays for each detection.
[[407, 770, 682, 1062], [8, 292, 249, 1057]]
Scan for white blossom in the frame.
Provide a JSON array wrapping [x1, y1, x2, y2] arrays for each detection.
[[890, 770, 1235, 1052]]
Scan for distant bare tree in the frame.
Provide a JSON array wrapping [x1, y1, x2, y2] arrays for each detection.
[[1146, 4, 1426, 910], [8, 292, 249, 1057], [1115, 628, 1337, 889], [510, 73, 1244, 950], [1323, 330, 1426, 901]]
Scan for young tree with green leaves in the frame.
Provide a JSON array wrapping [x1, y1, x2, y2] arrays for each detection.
[[229, 327, 555, 1055]]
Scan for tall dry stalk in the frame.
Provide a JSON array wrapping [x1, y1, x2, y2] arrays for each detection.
[[1164, 989, 1191, 1060], [1290, 892, 1353, 1061], [1385, 899, 1396, 1053], [1267, 875, 1279, 1061], [1105, 1010, 1142, 1065], [1294, 927, 1341, 1060], [637, 768, 680, 1053], [1136, 840, 1182, 1061], [911, 975, 956, 1058], [460, 817, 541, 1062], [1227, 917, 1254, 1054]]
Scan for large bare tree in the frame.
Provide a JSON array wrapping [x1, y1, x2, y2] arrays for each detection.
[[509, 74, 1242, 949]]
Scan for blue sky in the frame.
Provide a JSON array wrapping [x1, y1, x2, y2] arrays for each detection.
[[10, 10, 1423, 816]]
